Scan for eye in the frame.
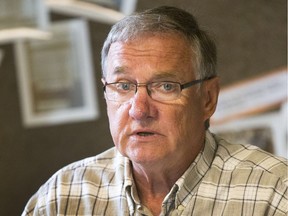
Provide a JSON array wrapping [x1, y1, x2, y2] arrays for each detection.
[[116, 82, 133, 91], [162, 83, 174, 91], [157, 82, 178, 92]]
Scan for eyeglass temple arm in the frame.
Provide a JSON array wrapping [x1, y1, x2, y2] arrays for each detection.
[[180, 76, 215, 90]]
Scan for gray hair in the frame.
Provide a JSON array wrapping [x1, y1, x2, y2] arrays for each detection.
[[101, 6, 217, 79]]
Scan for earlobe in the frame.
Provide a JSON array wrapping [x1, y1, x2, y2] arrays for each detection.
[[203, 77, 220, 119]]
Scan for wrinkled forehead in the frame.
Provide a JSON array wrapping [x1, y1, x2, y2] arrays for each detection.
[[104, 34, 197, 82], [108, 33, 192, 59], [103, 32, 197, 75]]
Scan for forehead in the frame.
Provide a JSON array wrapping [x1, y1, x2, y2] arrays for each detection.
[[109, 33, 192, 58], [106, 34, 196, 80]]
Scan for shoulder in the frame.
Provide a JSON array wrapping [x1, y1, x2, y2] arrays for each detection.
[[59, 147, 120, 171], [48, 147, 126, 185], [213, 134, 288, 184], [22, 147, 129, 215]]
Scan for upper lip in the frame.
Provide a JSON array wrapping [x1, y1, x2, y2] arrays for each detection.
[[130, 128, 159, 135]]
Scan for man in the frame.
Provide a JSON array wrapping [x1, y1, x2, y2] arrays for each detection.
[[22, 6, 287, 216]]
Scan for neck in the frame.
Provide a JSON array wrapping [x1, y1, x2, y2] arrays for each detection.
[[130, 133, 206, 215], [131, 159, 192, 216], [132, 166, 173, 216], [132, 162, 181, 192]]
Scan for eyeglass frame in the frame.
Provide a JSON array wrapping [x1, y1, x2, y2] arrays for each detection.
[[102, 76, 215, 102]]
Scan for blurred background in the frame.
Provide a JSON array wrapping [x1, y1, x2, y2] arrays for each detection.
[[0, 0, 286, 215]]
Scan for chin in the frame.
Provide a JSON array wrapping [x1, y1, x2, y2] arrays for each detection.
[[127, 147, 167, 164]]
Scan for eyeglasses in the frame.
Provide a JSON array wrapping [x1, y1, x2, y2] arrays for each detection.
[[103, 77, 213, 102]]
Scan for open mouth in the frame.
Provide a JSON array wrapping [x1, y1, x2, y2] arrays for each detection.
[[137, 132, 154, 136]]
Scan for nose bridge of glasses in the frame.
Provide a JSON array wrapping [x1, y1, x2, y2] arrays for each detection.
[[134, 83, 151, 94]]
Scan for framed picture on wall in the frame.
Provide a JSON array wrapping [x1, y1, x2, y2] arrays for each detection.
[[80, 0, 137, 15], [14, 19, 99, 127], [0, 0, 49, 30], [45, 0, 124, 24]]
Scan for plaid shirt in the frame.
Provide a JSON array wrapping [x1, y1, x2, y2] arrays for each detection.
[[22, 131, 288, 216]]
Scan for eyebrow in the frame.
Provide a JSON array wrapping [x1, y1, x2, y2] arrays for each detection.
[[112, 66, 128, 75], [111, 67, 179, 81], [151, 72, 179, 81]]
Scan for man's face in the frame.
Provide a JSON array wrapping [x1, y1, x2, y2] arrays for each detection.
[[104, 34, 218, 168]]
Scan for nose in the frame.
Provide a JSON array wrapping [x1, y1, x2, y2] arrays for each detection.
[[128, 86, 155, 120]]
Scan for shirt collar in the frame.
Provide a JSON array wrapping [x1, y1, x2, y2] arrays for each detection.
[[174, 130, 217, 206]]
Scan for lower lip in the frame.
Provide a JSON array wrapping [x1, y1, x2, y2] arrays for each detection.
[[129, 133, 159, 142]]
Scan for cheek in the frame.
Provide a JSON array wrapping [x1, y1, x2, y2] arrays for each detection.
[[106, 102, 130, 140], [158, 105, 188, 139], [173, 98, 204, 135]]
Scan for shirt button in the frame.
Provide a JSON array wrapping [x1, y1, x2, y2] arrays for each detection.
[[177, 205, 185, 211]]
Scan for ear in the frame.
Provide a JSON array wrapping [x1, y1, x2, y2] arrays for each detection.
[[202, 77, 220, 121], [101, 78, 108, 101], [101, 78, 106, 85]]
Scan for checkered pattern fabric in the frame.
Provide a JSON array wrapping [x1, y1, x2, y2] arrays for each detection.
[[22, 131, 288, 216]]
